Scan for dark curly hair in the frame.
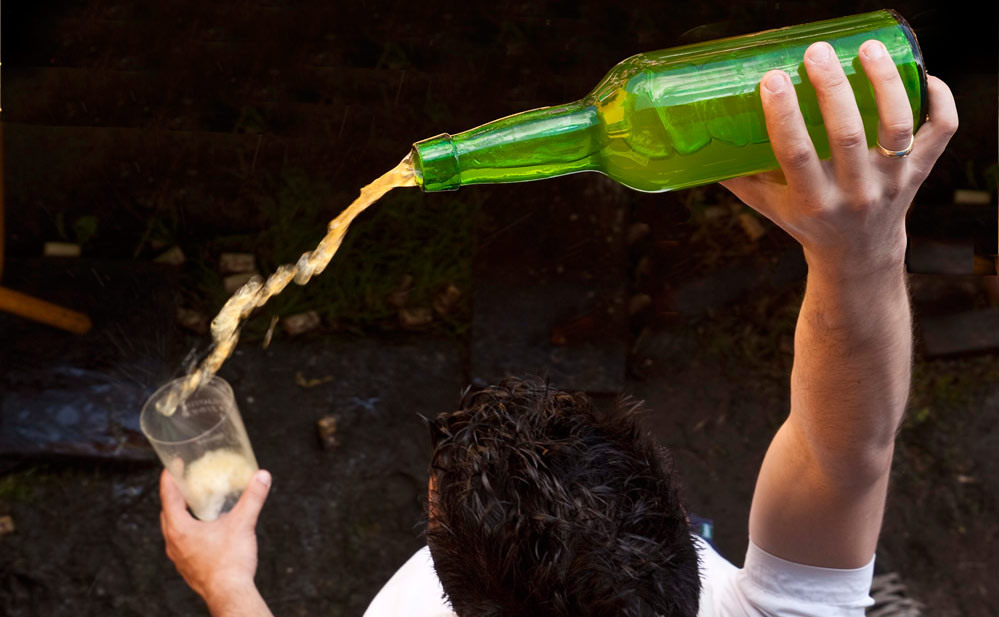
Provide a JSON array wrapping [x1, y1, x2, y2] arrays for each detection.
[[425, 376, 700, 617]]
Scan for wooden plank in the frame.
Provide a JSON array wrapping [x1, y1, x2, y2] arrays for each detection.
[[0, 286, 93, 334]]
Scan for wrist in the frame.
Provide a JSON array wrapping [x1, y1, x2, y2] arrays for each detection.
[[799, 253, 911, 343], [805, 256, 907, 289], [800, 226, 908, 285], [203, 575, 259, 611], [802, 245, 906, 287]]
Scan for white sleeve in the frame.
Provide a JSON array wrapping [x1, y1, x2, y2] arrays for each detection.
[[363, 546, 456, 617], [368, 538, 874, 617], [697, 536, 876, 617]]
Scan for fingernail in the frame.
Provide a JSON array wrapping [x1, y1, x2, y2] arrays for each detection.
[[763, 72, 786, 94], [863, 41, 885, 60], [807, 42, 832, 62], [256, 470, 272, 488]]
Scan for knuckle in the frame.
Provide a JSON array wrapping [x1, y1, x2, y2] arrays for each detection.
[[884, 119, 913, 139], [166, 523, 187, 543], [781, 145, 814, 171], [822, 71, 849, 91], [882, 182, 902, 202], [829, 126, 866, 150], [849, 190, 880, 211], [939, 115, 959, 136]]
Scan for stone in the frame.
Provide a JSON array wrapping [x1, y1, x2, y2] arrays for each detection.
[[0, 515, 14, 538], [629, 293, 652, 317], [282, 311, 321, 336], [153, 246, 185, 266], [737, 212, 767, 241], [399, 307, 433, 329], [626, 222, 651, 246], [316, 415, 339, 449], [176, 307, 209, 335], [432, 284, 462, 317], [219, 252, 256, 274], [953, 189, 991, 205], [42, 242, 81, 257], [386, 274, 414, 309]]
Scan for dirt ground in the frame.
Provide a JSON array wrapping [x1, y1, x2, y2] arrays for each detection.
[[1, 1, 997, 616]]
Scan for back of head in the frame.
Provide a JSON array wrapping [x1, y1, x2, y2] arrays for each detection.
[[426, 376, 700, 617]]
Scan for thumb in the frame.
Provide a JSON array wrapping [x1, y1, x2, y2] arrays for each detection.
[[231, 469, 272, 529], [720, 173, 787, 225]]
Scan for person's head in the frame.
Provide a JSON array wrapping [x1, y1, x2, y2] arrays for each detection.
[[425, 376, 699, 617]]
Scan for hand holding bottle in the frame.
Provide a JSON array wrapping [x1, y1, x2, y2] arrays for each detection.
[[721, 40, 958, 280]]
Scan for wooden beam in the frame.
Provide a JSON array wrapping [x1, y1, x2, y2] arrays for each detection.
[[0, 285, 92, 334]]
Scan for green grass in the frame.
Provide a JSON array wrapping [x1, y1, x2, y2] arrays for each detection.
[[188, 166, 481, 337], [906, 355, 999, 430], [0, 468, 39, 503]]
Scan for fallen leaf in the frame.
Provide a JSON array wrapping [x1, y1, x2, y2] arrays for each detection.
[[295, 371, 333, 388]]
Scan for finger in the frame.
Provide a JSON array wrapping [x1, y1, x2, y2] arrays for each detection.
[[858, 40, 914, 154], [230, 470, 272, 530], [758, 70, 825, 193], [910, 76, 959, 179], [802, 42, 870, 189], [160, 469, 193, 530]]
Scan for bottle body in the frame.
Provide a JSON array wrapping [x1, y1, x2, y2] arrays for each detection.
[[413, 10, 926, 193]]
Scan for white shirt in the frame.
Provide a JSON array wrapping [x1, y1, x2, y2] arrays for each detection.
[[363, 537, 875, 617]]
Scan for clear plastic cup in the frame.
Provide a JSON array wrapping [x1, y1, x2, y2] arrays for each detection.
[[141, 376, 258, 521]]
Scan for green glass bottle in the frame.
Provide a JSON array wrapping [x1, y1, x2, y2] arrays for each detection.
[[412, 9, 926, 193]]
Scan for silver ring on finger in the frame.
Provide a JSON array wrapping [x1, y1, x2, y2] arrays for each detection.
[[876, 133, 914, 158]]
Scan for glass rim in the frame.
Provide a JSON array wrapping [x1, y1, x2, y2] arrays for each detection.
[[140, 375, 235, 446]]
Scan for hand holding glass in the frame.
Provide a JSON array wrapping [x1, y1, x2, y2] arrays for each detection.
[[141, 376, 259, 521]]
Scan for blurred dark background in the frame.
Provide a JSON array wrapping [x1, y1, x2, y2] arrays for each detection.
[[2, 0, 995, 262], [1, 1, 996, 616]]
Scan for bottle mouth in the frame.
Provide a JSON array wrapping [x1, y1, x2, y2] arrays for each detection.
[[411, 133, 461, 192], [887, 9, 929, 125]]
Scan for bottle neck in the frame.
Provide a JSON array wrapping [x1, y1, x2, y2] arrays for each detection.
[[412, 102, 603, 192]]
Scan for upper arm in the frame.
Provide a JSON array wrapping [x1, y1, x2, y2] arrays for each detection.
[[748, 415, 892, 569]]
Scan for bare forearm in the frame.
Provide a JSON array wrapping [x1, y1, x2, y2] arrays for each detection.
[[734, 42, 955, 567], [791, 259, 912, 478]]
